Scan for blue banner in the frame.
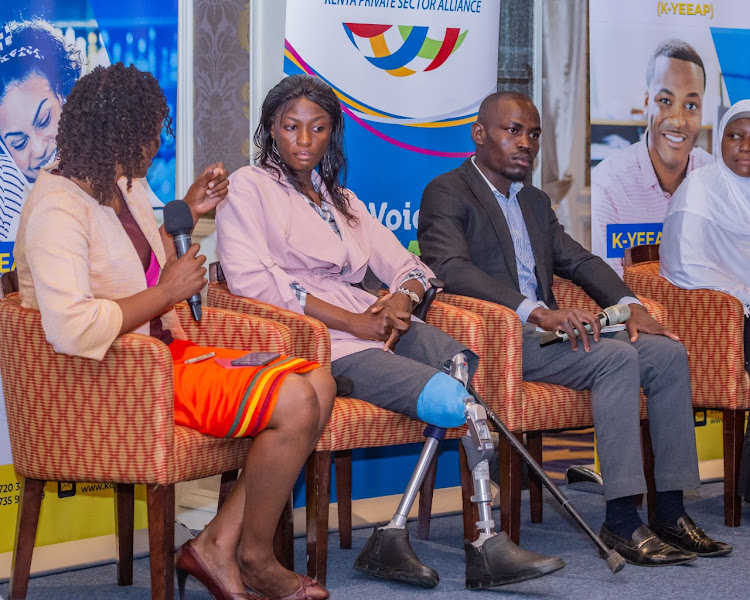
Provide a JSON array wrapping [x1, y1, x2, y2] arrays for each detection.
[[605, 223, 663, 258], [284, 0, 500, 501], [284, 0, 500, 250]]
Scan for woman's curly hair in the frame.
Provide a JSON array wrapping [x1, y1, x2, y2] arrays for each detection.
[[56, 63, 172, 205], [0, 18, 82, 104], [255, 74, 356, 224]]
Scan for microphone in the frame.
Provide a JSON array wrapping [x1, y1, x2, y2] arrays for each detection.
[[539, 303, 631, 347], [163, 199, 201, 321]]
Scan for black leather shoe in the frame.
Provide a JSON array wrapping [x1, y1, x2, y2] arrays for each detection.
[[651, 515, 732, 557], [600, 524, 697, 566], [465, 532, 565, 589], [353, 526, 439, 588]]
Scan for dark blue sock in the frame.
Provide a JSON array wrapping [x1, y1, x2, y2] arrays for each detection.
[[605, 495, 644, 539], [653, 490, 685, 526]]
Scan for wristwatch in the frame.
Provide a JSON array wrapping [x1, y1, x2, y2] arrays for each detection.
[[396, 287, 421, 305]]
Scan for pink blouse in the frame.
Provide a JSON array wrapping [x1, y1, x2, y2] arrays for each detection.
[[216, 166, 435, 361]]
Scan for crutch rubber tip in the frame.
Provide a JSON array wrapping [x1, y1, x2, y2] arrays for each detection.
[[605, 549, 626, 573]]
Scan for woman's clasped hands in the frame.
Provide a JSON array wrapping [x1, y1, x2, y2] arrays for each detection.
[[353, 293, 413, 351]]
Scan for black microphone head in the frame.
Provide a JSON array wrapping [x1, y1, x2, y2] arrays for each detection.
[[164, 200, 193, 236]]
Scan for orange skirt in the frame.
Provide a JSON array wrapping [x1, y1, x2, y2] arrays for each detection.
[[169, 340, 319, 438]]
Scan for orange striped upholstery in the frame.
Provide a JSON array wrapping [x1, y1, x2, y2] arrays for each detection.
[[437, 293, 522, 427], [208, 284, 331, 369], [0, 294, 295, 485], [625, 262, 750, 410], [520, 383, 593, 432], [625, 260, 749, 526], [175, 302, 293, 355], [207, 283, 493, 451], [440, 279, 665, 432], [207, 280, 492, 582]]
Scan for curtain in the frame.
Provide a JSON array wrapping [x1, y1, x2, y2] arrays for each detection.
[[541, 0, 587, 238]]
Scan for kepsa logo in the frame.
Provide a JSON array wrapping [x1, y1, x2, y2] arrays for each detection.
[[343, 23, 467, 76]]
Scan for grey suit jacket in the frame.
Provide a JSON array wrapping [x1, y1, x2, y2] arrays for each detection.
[[417, 159, 633, 312]]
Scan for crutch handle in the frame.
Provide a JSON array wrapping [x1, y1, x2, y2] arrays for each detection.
[[413, 278, 443, 321]]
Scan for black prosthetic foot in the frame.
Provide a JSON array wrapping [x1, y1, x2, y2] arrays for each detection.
[[353, 526, 439, 588], [465, 532, 565, 589]]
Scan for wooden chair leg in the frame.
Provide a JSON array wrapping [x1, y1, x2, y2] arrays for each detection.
[[114, 483, 135, 586], [459, 443, 478, 542], [146, 483, 175, 600], [274, 494, 294, 571], [527, 432, 543, 523], [499, 433, 522, 544], [334, 450, 352, 549], [306, 450, 331, 586], [218, 469, 239, 510], [640, 420, 656, 522], [723, 408, 744, 527], [9, 477, 45, 600], [416, 453, 438, 540]]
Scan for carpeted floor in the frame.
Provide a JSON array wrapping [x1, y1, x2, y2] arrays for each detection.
[[2, 481, 748, 600]]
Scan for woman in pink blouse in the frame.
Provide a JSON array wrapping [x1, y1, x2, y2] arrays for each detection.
[[216, 75, 564, 592]]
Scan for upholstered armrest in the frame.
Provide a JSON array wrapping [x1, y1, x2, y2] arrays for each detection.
[[553, 276, 667, 327], [207, 282, 331, 368], [425, 299, 486, 390], [552, 277, 600, 313], [0, 297, 176, 482], [175, 303, 293, 355], [625, 264, 749, 408], [435, 293, 522, 425], [637, 296, 667, 327]]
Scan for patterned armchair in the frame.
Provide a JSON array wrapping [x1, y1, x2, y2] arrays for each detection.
[[0, 293, 297, 600], [625, 259, 750, 526], [438, 278, 665, 542], [207, 270, 495, 585]]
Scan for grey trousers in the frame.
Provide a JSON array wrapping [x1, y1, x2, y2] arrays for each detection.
[[522, 324, 700, 501], [331, 322, 478, 421]]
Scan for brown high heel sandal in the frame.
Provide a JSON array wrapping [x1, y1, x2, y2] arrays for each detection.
[[245, 572, 330, 600], [176, 539, 263, 600]]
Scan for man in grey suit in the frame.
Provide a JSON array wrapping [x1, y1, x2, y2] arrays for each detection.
[[417, 91, 731, 566]]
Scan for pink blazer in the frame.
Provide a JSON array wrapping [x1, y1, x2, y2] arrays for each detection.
[[216, 166, 434, 361]]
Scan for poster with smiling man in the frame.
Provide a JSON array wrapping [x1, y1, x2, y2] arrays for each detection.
[[590, 0, 750, 277]]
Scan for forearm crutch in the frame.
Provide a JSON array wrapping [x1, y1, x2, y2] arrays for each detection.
[[467, 385, 625, 573], [416, 281, 623, 572]]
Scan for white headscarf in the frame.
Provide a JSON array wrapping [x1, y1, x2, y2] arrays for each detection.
[[661, 99, 750, 315]]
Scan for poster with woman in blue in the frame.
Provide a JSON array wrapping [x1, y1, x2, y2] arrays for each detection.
[[0, 0, 179, 553]]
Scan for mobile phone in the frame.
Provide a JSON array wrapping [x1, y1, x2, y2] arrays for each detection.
[[230, 352, 281, 367]]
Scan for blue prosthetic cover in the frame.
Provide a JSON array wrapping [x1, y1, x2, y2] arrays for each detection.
[[416, 372, 468, 428]]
